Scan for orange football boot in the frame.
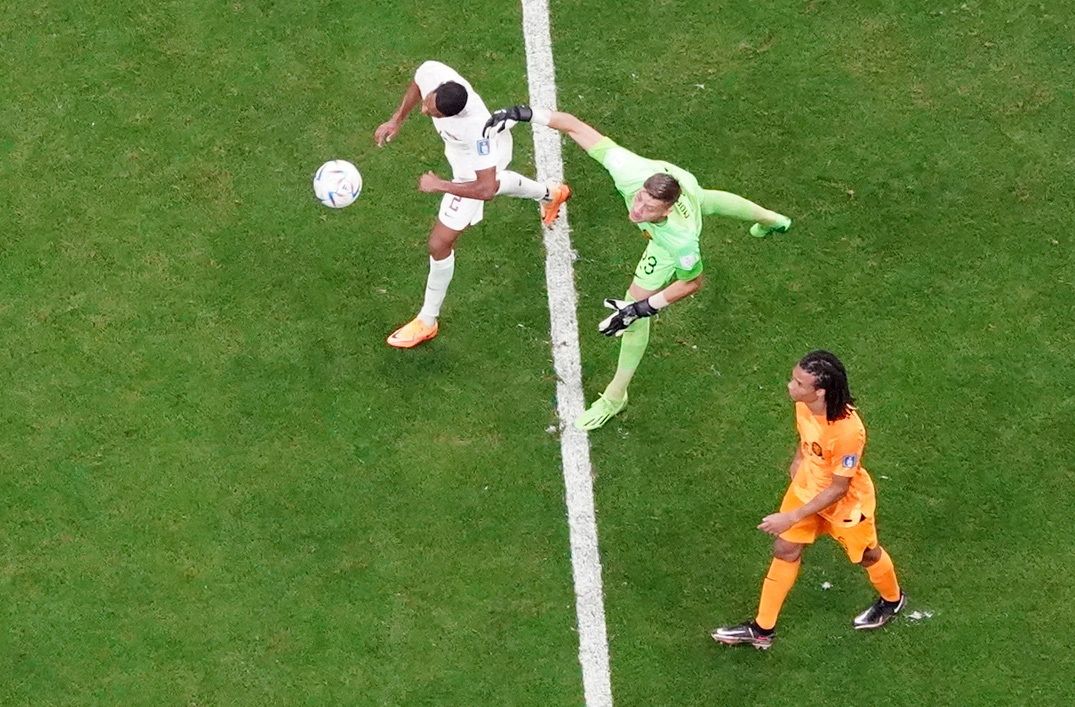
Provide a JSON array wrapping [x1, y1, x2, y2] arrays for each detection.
[[387, 317, 439, 349], [541, 183, 573, 226]]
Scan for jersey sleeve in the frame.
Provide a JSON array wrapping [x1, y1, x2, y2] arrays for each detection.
[[673, 248, 704, 281], [672, 184, 705, 280], [459, 123, 498, 172], [585, 137, 656, 194], [830, 424, 866, 478]]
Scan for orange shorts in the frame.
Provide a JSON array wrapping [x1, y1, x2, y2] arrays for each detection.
[[778, 486, 879, 563]]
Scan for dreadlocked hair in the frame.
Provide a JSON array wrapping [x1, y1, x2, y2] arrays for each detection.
[[799, 350, 855, 422]]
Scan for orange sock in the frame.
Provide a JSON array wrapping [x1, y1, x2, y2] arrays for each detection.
[[754, 558, 800, 630], [865, 548, 901, 602]]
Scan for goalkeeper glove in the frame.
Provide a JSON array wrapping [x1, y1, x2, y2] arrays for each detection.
[[483, 105, 533, 138], [598, 298, 658, 337]]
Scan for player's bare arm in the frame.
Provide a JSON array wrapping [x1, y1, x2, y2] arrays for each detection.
[[788, 446, 804, 480], [483, 106, 604, 151], [417, 167, 498, 201], [544, 111, 604, 150], [375, 81, 422, 146], [757, 475, 851, 536], [636, 276, 704, 307]]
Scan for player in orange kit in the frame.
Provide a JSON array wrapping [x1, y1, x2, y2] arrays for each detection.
[[711, 350, 905, 649]]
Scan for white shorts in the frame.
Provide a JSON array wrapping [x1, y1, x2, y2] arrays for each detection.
[[437, 132, 513, 231]]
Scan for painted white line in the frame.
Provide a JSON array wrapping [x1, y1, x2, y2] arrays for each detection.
[[519, 1, 614, 704]]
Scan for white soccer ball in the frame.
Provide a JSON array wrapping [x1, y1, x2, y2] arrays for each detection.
[[313, 159, 362, 208]]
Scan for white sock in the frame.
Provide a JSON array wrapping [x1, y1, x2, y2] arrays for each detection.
[[495, 170, 549, 201], [418, 251, 455, 325]]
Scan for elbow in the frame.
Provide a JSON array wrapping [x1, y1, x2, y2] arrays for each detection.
[[474, 176, 498, 201], [688, 275, 705, 294]]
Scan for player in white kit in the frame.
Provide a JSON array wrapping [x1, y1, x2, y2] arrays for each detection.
[[374, 61, 572, 348]]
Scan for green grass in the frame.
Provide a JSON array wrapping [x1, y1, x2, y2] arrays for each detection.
[[2, 0, 1073, 704]]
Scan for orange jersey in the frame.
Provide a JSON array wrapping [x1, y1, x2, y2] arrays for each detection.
[[791, 402, 876, 525]]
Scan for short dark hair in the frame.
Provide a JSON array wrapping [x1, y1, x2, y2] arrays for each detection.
[[643, 173, 681, 204], [799, 350, 855, 422], [434, 81, 468, 116]]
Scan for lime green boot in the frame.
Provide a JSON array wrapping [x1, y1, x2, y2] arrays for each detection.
[[574, 393, 628, 431]]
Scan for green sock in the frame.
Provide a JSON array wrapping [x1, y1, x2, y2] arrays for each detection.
[[603, 314, 651, 401]]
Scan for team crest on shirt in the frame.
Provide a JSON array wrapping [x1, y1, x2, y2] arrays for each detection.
[[841, 454, 859, 469], [811, 442, 823, 457], [641, 229, 652, 240], [476, 138, 491, 155]]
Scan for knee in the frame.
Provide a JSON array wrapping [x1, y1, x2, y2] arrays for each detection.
[[859, 545, 882, 567], [772, 539, 802, 563], [427, 236, 452, 260]]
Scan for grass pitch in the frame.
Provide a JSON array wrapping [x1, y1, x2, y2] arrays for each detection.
[[1, 0, 1072, 704]]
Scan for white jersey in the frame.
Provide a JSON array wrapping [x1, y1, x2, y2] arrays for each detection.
[[414, 60, 509, 180]]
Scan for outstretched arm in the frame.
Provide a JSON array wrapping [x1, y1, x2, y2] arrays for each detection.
[[374, 81, 422, 146], [545, 110, 604, 150], [484, 106, 605, 150]]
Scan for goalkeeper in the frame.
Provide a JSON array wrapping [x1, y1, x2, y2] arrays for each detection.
[[484, 106, 792, 430]]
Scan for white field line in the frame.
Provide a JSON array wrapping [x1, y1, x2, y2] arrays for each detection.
[[519, 1, 614, 705]]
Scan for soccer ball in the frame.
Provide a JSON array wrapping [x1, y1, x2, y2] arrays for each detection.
[[313, 159, 362, 208]]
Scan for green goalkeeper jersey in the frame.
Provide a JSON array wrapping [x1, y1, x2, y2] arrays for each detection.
[[587, 136, 716, 280]]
